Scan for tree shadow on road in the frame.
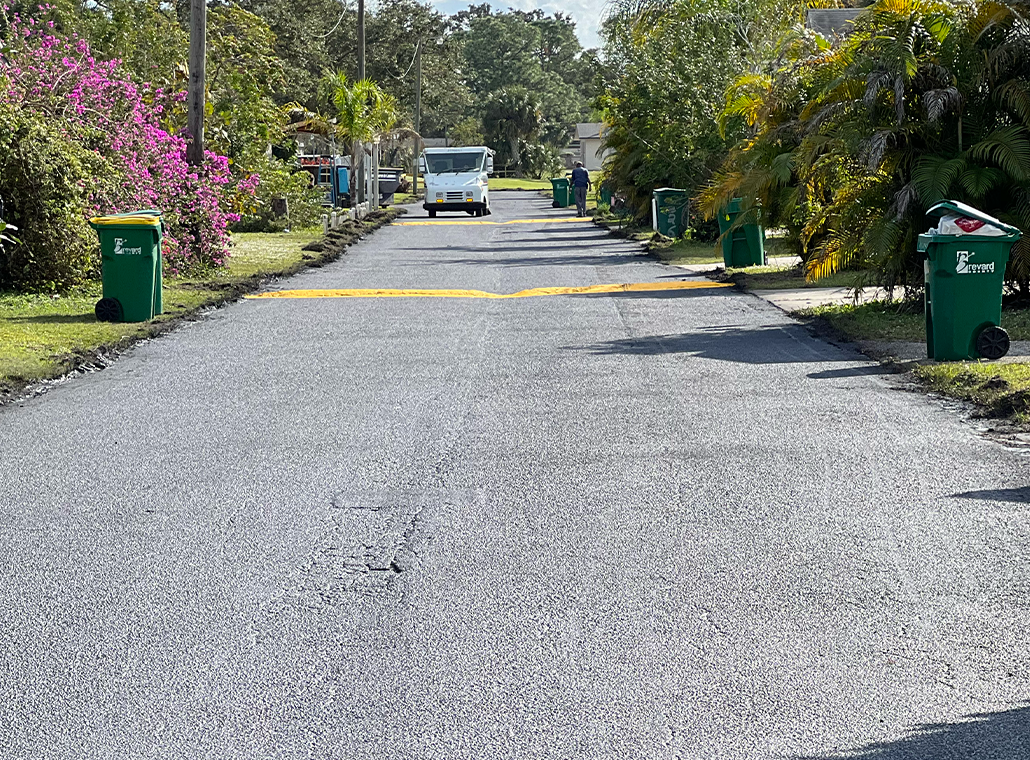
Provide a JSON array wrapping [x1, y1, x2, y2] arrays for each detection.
[[952, 487, 1030, 503], [399, 252, 649, 268], [807, 365, 896, 379], [794, 705, 1030, 760], [566, 325, 856, 364]]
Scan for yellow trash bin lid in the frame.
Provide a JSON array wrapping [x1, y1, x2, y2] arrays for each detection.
[[89, 214, 162, 228]]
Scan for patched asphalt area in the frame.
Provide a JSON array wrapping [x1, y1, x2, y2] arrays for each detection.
[[1, 192, 1030, 758]]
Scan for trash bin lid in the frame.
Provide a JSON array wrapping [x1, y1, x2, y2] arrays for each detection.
[[89, 214, 162, 228], [926, 200, 1021, 237]]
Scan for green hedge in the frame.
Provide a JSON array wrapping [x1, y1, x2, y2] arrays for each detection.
[[0, 106, 103, 292]]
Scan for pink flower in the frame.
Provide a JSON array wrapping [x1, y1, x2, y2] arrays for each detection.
[[0, 11, 246, 274]]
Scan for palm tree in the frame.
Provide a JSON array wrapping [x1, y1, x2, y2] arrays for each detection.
[[322, 72, 398, 184], [482, 86, 541, 176], [705, 0, 1030, 292], [292, 73, 417, 203]]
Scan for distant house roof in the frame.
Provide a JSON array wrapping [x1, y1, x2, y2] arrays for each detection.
[[576, 123, 603, 140], [806, 9, 862, 38]]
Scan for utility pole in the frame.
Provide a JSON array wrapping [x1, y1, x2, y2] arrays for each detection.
[[186, 0, 206, 166], [357, 0, 365, 80], [356, 0, 366, 204], [413, 39, 421, 198]]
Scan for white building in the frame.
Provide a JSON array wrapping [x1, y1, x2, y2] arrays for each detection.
[[575, 123, 611, 171], [805, 9, 862, 41]]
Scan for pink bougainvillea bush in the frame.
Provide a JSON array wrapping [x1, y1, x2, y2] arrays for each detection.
[[0, 8, 255, 289]]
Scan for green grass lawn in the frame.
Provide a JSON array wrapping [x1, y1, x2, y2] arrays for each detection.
[[913, 362, 1030, 422], [651, 238, 723, 266], [641, 231, 808, 269], [797, 301, 926, 342], [489, 177, 554, 191], [0, 230, 319, 392], [489, 171, 602, 193], [729, 265, 870, 291], [797, 301, 1030, 342]]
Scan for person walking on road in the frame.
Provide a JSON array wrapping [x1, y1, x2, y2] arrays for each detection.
[[571, 162, 590, 217]]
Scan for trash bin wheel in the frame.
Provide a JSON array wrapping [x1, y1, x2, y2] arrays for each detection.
[[95, 297, 122, 323], [551, 200, 560, 208], [976, 325, 1010, 360]]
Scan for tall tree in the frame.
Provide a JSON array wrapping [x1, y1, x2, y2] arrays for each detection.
[[354, 0, 471, 136], [598, 0, 806, 216], [482, 85, 542, 173]]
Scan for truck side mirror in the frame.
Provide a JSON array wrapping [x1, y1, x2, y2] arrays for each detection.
[[418, 156, 426, 173], [486, 157, 494, 174]]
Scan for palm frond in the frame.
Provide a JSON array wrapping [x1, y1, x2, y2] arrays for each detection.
[[957, 164, 1007, 197], [923, 86, 962, 122], [911, 155, 965, 203], [969, 125, 1030, 181]]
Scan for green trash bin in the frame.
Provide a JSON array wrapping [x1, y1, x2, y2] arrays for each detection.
[[89, 212, 164, 323], [598, 184, 613, 208], [550, 176, 572, 208], [718, 198, 765, 267], [652, 188, 690, 238], [921, 200, 1022, 361]]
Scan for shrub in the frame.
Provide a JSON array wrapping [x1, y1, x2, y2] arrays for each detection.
[[519, 141, 564, 179], [0, 103, 101, 290], [231, 156, 325, 232], [0, 10, 253, 286], [705, 0, 1030, 290]]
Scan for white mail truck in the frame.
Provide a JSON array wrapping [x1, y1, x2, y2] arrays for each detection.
[[419, 147, 494, 218]]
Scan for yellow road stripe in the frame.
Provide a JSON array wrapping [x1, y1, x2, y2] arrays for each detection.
[[246, 280, 732, 300], [396, 217, 587, 226]]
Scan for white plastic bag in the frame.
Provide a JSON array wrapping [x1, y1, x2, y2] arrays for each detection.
[[937, 214, 1007, 236]]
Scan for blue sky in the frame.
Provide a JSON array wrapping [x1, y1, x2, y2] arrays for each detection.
[[427, 0, 607, 50]]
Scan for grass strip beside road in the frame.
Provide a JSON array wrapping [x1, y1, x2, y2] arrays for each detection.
[[796, 301, 1030, 426], [0, 231, 316, 395], [489, 177, 553, 191], [914, 363, 1030, 424], [797, 301, 1030, 342], [0, 211, 399, 401], [488, 171, 602, 194], [725, 264, 865, 291], [796, 302, 927, 342], [649, 238, 724, 266]]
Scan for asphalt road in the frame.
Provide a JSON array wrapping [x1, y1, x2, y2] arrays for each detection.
[[3, 191, 1030, 759]]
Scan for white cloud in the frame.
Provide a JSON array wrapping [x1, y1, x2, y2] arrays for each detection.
[[426, 0, 608, 49]]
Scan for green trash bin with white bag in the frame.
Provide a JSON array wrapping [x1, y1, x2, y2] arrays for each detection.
[[921, 200, 1022, 361]]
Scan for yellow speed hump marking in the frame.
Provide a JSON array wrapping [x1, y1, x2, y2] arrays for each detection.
[[245, 280, 733, 301], [395, 217, 587, 226]]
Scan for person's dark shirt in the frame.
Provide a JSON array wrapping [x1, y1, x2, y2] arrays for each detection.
[[571, 167, 590, 188]]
